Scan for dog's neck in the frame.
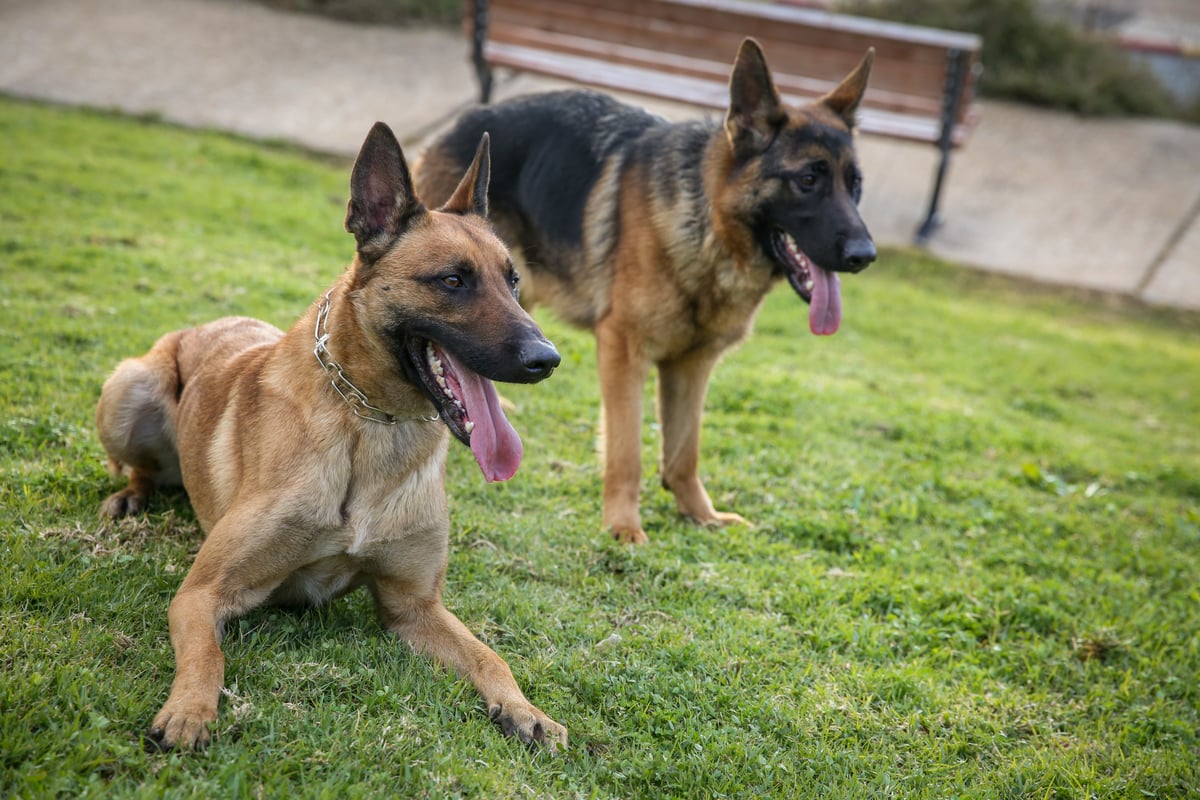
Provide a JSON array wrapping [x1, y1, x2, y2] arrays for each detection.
[[313, 291, 439, 426]]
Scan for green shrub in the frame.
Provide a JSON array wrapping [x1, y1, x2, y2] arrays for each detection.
[[255, 0, 464, 27], [841, 0, 1180, 118]]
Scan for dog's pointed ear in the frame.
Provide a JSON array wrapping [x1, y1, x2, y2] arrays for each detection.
[[725, 38, 788, 159], [440, 133, 491, 217], [821, 48, 874, 130], [345, 122, 424, 253]]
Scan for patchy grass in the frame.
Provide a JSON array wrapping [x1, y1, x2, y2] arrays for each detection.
[[2, 96, 1198, 798]]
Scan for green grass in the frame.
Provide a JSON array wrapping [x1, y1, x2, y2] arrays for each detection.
[[2, 96, 1198, 799]]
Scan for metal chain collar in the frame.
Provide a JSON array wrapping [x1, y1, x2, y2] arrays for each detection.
[[313, 291, 439, 425]]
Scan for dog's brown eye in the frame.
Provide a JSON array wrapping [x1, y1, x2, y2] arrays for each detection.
[[442, 275, 464, 288], [796, 174, 817, 190]]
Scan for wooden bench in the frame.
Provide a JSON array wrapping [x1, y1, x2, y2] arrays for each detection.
[[466, 0, 983, 242]]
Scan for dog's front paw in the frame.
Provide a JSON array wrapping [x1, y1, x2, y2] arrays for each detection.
[[146, 705, 216, 752], [489, 702, 567, 752], [609, 524, 649, 545]]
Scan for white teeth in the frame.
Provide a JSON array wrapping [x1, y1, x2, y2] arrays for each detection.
[[464, 421, 475, 434], [783, 233, 808, 266], [426, 343, 445, 376], [425, 343, 457, 403], [781, 232, 812, 291]]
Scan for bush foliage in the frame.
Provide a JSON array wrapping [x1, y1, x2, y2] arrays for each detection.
[[841, 0, 1184, 119]]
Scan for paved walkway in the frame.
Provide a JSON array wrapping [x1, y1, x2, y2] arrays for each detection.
[[2, 0, 1198, 309]]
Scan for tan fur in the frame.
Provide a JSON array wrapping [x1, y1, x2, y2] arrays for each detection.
[[97, 125, 566, 752]]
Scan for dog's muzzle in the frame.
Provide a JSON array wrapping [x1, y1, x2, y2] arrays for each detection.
[[515, 337, 560, 383], [839, 236, 876, 274]]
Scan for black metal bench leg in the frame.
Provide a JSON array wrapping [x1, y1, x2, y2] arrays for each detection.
[[471, 0, 493, 103], [915, 48, 968, 244], [916, 141, 952, 244]]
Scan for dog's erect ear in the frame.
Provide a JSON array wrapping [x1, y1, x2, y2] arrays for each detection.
[[440, 133, 491, 217], [725, 38, 788, 159], [345, 122, 424, 253], [820, 48, 874, 130]]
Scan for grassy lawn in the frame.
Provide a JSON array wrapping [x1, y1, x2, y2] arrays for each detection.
[[1, 96, 1198, 798]]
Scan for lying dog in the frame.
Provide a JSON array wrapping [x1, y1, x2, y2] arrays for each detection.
[[416, 39, 876, 544], [96, 122, 567, 751]]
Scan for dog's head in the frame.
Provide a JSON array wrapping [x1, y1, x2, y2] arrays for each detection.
[[720, 38, 876, 336], [345, 122, 559, 481]]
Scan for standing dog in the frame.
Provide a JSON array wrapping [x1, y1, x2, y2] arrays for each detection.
[[416, 39, 876, 544], [96, 123, 567, 751]]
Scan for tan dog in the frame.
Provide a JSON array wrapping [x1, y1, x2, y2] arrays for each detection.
[[96, 122, 566, 752], [417, 40, 875, 544]]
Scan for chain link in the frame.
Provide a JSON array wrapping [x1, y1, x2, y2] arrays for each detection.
[[313, 291, 439, 425]]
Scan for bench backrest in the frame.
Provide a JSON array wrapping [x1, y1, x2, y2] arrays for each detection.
[[472, 0, 982, 144]]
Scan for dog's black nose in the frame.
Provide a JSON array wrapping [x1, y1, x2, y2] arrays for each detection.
[[519, 338, 561, 382], [841, 237, 876, 273]]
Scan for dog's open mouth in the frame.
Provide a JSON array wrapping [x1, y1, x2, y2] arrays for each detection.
[[770, 229, 842, 336], [407, 340, 522, 483]]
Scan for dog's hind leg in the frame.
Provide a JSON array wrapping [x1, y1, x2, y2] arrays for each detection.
[[96, 339, 183, 518], [657, 351, 749, 529]]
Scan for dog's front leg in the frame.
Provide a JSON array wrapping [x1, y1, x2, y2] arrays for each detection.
[[657, 352, 749, 529], [375, 584, 567, 751], [147, 512, 289, 751], [147, 581, 228, 751], [596, 320, 651, 544]]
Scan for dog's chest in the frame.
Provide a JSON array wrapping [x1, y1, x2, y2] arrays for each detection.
[[271, 428, 451, 606], [342, 451, 449, 556], [648, 244, 774, 357], [338, 428, 450, 552]]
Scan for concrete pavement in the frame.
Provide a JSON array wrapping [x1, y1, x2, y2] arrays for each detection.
[[2, 0, 1198, 309]]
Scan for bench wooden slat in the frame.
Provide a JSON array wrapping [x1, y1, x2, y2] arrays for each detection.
[[494, 0, 977, 50], [489, 24, 947, 118], [490, 0, 976, 70], [485, 0, 977, 125], [484, 42, 972, 146]]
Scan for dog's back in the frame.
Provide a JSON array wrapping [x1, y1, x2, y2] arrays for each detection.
[[420, 90, 657, 246], [417, 90, 721, 327]]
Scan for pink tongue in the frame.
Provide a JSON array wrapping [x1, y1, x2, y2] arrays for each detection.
[[808, 263, 842, 336], [440, 351, 523, 482]]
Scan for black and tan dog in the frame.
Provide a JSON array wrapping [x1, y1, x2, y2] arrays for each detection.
[[416, 39, 876, 544], [96, 123, 567, 751]]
